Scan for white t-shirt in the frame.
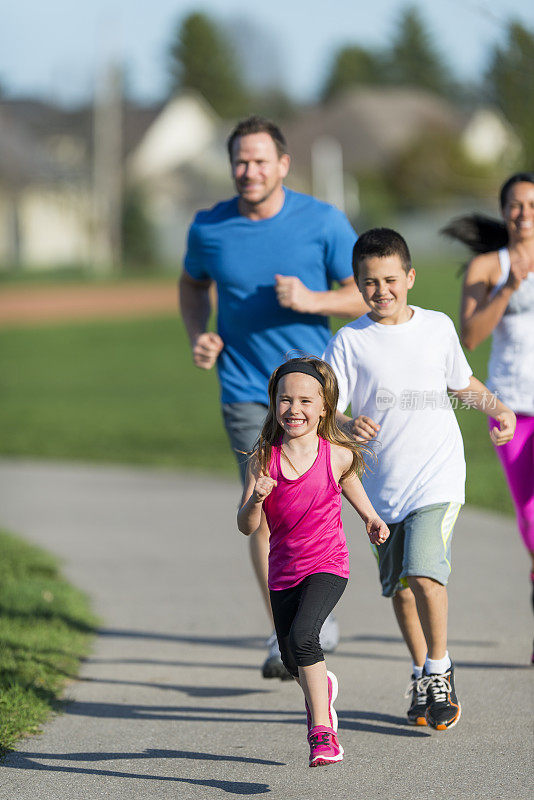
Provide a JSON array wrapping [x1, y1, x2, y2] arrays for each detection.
[[323, 306, 472, 523]]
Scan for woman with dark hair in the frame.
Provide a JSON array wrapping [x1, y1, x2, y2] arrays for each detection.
[[443, 172, 534, 663]]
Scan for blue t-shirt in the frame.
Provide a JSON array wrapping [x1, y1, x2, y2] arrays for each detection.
[[184, 188, 357, 404]]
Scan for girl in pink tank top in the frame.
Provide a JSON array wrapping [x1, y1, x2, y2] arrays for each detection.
[[238, 357, 389, 767]]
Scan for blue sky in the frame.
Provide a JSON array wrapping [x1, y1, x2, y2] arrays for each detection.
[[3, 0, 533, 105]]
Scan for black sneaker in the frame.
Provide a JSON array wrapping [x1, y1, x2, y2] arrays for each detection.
[[424, 663, 461, 730], [404, 674, 427, 726], [262, 653, 292, 680]]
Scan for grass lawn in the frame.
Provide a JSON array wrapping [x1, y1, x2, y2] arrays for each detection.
[[0, 529, 97, 755], [0, 259, 513, 514]]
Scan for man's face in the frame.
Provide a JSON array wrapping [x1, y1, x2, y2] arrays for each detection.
[[231, 132, 290, 207]]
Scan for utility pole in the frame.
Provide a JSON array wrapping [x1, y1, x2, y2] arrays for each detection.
[[92, 62, 123, 272], [311, 135, 345, 212]]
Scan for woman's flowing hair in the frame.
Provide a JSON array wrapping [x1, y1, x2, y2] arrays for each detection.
[[441, 172, 534, 268], [254, 357, 370, 479], [441, 213, 508, 258]]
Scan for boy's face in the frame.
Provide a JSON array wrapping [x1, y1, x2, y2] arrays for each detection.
[[357, 254, 415, 324]]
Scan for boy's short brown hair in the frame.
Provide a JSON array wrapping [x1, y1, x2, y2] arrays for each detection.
[[352, 228, 412, 281]]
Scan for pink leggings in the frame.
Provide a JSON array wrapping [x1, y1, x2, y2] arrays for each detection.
[[489, 414, 534, 552]]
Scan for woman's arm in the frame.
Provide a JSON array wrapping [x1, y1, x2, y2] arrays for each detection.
[[461, 252, 520, 350]]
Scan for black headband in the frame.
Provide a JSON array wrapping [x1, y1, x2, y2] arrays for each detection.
[[274, 360, 326, 388]]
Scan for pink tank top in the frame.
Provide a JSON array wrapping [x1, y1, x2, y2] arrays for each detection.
[[263, 437, 350, 591]]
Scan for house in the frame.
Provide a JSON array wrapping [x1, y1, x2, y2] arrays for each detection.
[[0, 102, 92, 268], [0, 95, 164, 270], [0, 91, 231, 270], [284, 87, 518, 200], [125, 92, 231, 263], [0, 85, 520, 270]]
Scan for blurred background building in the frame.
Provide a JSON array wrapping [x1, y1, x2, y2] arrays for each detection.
[[0, 2, 532, 272]]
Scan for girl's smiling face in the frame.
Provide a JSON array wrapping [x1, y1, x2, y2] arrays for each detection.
[[276, 373, 325, 438]]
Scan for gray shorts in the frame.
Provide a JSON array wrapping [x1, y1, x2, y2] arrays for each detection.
[[222, 402, 268, 485], [372, 502, 462, 597]]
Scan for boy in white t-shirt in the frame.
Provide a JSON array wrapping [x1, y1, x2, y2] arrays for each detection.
[[323, 228, 516, 730]]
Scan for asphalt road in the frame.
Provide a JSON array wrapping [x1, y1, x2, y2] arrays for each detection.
[[0, 459, 531, 799]]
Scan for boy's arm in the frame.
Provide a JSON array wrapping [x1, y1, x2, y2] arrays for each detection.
[[449, 375, 516, 445], [237, 458, 277, 535]]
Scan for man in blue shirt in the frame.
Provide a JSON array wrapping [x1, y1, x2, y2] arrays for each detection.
[[180, 116, 366, 678]]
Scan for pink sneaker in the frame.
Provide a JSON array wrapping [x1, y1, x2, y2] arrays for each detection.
[[307, 725, 344, 767], [305, 670, 339, 732]]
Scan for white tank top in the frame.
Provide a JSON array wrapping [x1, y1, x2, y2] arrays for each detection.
[[486, 248, 534, 415]]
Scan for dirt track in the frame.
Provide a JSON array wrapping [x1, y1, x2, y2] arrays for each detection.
[[0, 282, 178, 326]]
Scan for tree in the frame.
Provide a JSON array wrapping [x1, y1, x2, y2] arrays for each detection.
[[322, 45, 386, 101], [486, 20, 534, 164], [387, 5, 455, 98], [121, 188, 157, 269], [168, 12, 248, 118], [321, 6, 457, 102], [386, 131, 503, 211]]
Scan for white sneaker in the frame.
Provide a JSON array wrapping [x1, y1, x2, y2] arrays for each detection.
[[319, 614, 340, 653], [262, 632, 292, 680], [265, 632, 280, 658]]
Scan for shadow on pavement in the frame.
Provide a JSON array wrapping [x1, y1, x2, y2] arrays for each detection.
[[342, 634, 498, 647], [78, 676, 270, 697], [455, 660, 532, 670], [61, 701, 304, 724], [6, 747, 284, 766], [2, 753, 271, 794], [339, 709, 429, 738], [87, 657, 259, 670], [98, 629, 266, 649]]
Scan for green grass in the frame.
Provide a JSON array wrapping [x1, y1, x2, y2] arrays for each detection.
[[0, 315, 230, 472], [0, 260, 514, 514], [0, 529, 97, 755]]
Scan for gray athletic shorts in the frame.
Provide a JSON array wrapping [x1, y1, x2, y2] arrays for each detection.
[[222, 402, 268, 485], [372, 502, 462, 597]]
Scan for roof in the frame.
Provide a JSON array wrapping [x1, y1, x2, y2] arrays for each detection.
[[0, 96, 164, 172], [0, 104, 69, 187], [285, 87, 463, 175]]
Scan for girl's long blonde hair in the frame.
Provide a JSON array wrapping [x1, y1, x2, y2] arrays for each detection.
[[254, 357, 369, 479]]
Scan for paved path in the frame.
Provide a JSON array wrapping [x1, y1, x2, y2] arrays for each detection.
[[0, 460, 531, 799]]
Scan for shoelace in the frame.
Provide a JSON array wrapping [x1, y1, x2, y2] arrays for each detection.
[[404, 676, 429, 701], [309, 731, 332, 748], [426, 675, 452, 704]]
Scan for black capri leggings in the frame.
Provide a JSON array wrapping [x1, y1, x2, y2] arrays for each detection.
[[270, 572, 348, 678]]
